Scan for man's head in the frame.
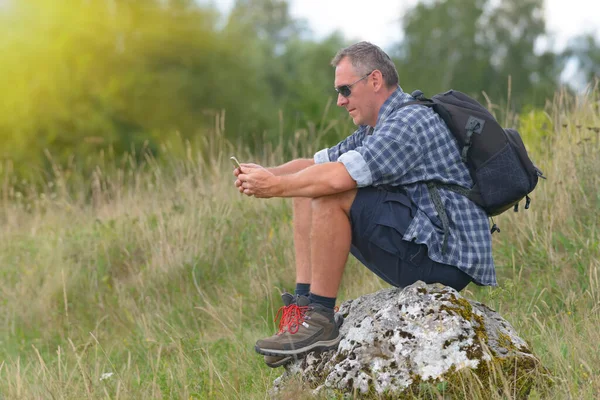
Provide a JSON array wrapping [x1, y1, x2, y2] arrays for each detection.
[[331, 42, 399, 127]]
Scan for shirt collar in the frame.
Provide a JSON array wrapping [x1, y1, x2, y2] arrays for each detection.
[[374, 86, 414, 127]]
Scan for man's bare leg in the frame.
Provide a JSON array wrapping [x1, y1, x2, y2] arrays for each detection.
[[292, 197, 312, 284], [256, 190, 355, 359], [263, 197, 312, 367], [308, 189, 357, 298]]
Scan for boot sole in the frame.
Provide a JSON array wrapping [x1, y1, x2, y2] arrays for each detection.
[[255, 334, 341, 357], [264, 355, 294, 368]]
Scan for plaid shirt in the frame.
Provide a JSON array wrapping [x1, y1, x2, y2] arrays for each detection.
[[314, 87, 496, 286]]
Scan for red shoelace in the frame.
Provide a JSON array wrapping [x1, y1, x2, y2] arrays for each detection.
[[274, 304, 309, 335]]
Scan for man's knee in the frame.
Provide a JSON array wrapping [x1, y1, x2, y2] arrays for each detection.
[[311, 189, 357, 215]]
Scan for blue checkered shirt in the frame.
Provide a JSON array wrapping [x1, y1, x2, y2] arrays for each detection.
[[314, 87, 496, 286]]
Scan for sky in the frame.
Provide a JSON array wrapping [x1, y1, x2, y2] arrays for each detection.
[[214, 0, 600, 53]]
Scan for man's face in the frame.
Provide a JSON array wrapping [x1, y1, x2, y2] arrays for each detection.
[[334, 57, 375, 126]]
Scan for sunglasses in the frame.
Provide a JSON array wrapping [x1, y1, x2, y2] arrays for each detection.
[[334, 71, 374, 98]]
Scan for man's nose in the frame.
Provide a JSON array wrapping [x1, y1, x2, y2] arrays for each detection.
[[337, 93, 348, 107]]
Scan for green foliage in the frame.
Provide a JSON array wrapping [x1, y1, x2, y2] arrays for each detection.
[[0, 0, 280, 176], [395, 0, 559, 106], [518, 108, 554, 154], [0, 0, 354, 176], [1, 0, 600, 183], [564, 34, 600, 83], [395, 0, 489, 94]]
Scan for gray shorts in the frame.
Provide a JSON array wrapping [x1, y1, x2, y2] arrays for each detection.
[[349, 187, 472, 291]]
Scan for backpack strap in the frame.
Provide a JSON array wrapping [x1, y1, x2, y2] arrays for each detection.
[[402, 95, 459, 254], [396, 94, 449, 253], [402, 93, 489, 252], [426, 182, 450, 254], [399, 100, 435, 109], [407, 90, 487, 164], [427, 182, 484, 254]]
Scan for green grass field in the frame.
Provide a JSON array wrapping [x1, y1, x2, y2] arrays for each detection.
[[0, 90, 599, 399]]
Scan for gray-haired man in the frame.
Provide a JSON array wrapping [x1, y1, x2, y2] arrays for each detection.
[[234, 42, 495, 366]]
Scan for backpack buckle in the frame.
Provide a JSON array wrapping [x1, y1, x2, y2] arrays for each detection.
[[490, 223, 501, 234], [410, 90, 424, 100], [490, 217, 501, 234], [465, 116, 485, 135]]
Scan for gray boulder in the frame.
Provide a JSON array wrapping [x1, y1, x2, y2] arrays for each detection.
[[272, 281, 548, 398]]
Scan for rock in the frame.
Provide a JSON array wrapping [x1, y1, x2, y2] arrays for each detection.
[[272, 281, 548, 398]]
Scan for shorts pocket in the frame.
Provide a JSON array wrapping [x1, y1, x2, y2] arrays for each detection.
[[368, 191, 415, 257]]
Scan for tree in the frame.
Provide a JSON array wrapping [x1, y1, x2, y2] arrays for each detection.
[[482, 0, 559, 104], [0, 0, 354, 175], [564, 34, 600, 86], [395, 0, 490, 95], [394, 0, 559, 107], [227, 0, 306, 46], [0, 0, 272, 173], [225, 0, 348, 144]]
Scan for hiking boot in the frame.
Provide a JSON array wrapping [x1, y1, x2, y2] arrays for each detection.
[[264, 311, 344, 368], [262, 292, 296, 368], [255, 295, 341, 357]]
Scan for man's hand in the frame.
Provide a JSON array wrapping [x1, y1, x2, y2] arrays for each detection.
[[232, 162, 262, 176], [235, 164, 281, 198]]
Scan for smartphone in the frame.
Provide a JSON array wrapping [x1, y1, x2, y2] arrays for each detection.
[[230, 156, 242, 170]]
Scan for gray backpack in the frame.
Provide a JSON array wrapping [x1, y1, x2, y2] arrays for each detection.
[[402, 90, 545, 251]]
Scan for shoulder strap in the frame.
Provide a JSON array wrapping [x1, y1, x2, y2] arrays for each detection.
[[402, 92, 487, 253], [427, 182, 483, 255], [399, 100, 434, 109], [398, 90, 435, 109], [426, 182, 450, 254]]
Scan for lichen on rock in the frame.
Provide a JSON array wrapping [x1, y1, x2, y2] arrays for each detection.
[[271, 281, 548, 398]]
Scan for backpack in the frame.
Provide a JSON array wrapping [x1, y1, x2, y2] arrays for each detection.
[[401, 90, 545, 251]]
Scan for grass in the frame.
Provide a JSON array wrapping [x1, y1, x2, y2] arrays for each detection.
[[0, 88, 599, 399]]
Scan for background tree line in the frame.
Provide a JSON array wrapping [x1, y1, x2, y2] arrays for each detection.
[[0, 0, 598, 177]]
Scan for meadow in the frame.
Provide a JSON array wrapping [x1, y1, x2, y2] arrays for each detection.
[[0, 89, 599, 399]]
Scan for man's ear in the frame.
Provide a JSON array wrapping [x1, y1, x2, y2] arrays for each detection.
[[371, 70, 384, 92]]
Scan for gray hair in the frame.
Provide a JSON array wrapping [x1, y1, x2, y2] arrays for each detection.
[[331, 41, 399, 88]]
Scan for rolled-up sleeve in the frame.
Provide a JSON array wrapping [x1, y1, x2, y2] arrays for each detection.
[[338, 150, 372, 186], [313, 148, 330, 164]]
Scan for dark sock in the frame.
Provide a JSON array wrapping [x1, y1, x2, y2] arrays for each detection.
[[295, 283, 310, 297], [308, 292, 336, 310]]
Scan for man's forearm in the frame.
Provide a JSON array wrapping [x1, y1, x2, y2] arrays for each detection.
[[275, 162, 356, 198], [268, 158, 315, 176]]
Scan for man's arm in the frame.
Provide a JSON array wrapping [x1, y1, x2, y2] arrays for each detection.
[[237, 162, 357, 198], [278, 162, 356, 197], [267, 158, 314, 176], [235, 126, 367, 197]]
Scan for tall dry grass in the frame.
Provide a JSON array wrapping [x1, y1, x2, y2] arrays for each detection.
[[0, 88, 598, 399]]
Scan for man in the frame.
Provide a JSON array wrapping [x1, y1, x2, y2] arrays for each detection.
[[234, 42, 496, 367]]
